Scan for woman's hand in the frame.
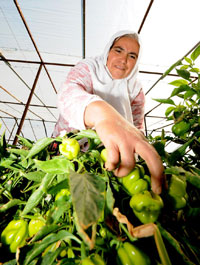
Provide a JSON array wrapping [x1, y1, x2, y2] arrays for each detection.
[[85, 101, 165, 194]]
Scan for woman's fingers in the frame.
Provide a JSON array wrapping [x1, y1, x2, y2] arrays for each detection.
[[113, 142, 136, 177], [134, 139, 164, 194]]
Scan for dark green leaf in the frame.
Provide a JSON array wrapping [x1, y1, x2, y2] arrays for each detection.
[[18, 230, 81, 265], [153, 98, 175, 105], [25, 137, 55, 159], [176, 69, 190, 80], [23, 171, 46, 182], [69, 171, 106, 228], [7, 148, 29, 157], [191, 44, 200, 61], [21, 173, 56, 216], [184, 89, 196, 99], [185, 170, 200, 189], [170, 84, 190, 97], [51, 200, 71, 223], [168, 139, 193, 165], [105, 180, 115, 216], [17, 135, 33, 149], [158, 224, 195, 265], [40, 247, 63, 265]]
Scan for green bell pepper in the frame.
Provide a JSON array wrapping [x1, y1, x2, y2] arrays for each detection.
[[82, 253, 105, 265], [130, 190, 164, 224], [1, 219, 28, 253], [117, 242, 151, 265], [59, 138, 80, 160], [100, 148, 107, 162], [28, 218, 46, 237], [172, 120, 190, 137], [167, 174, 187, 209], [120, 165, 150, 195]]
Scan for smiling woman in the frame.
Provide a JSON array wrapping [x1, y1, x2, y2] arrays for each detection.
[[53, 30, 165, 195], [107, 36, 139, 79]]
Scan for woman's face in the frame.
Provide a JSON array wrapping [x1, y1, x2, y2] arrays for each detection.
[[106, 36, 139, 79]]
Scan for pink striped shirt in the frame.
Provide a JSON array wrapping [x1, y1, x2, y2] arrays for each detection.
[[53, 62, 145, 137]]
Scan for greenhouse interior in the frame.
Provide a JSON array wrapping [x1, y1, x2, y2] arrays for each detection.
[[0, 0, 200, 264]]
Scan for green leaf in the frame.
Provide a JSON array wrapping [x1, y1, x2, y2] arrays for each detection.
[[7, 148, 29, 157], [18, 230, 81, 265], [21, 173, 56, 216], [176, 69, 190, 80], [17, 135, 33, 149], [184, 89, 196, 99], [69, 171, 106, 229], [169, 79, 188, 87], [153, 98, 175, 105], [25, 137, 55, 160], [40, 247, 63, 265], [34, 157, 74, 174], [184, 56, 192, 65], [168, 139, 193, 166], [170, 84, 190, 97], [75, 129, 100, 140], [30, 224, 62, 242], [105, 180, 115, 216], [191, 44, 200, 61], [180, 65, 189, 70], [162, 59, 182, 77], [23, 171, 46, 182], [190, 68, 200, 74]]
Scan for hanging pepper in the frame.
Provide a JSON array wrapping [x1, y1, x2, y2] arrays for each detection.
[[120, 165, 150, 195], [82, 253, 105, 265], [59, 138, 80, 160], [167, 174, 187, 209], [130, 190, 164, 224], [172, 120, 190, 137], [117, 241, 151, 265], [28, 218, 46, 237], [1, 219, 28, 253]]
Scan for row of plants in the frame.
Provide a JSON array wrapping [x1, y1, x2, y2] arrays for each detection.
[[0, 44, 199, 264]]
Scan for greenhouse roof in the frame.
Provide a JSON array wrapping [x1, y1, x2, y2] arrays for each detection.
[[0, 0, 199, 144]]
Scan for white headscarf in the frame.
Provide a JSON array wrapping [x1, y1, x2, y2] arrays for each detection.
[[83, 30, 142, 124]]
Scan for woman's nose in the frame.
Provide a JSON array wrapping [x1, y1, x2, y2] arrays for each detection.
[[119, 54, 127, 63]]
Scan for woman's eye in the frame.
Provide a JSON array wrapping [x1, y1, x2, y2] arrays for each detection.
[[114, 48, 121, 53], [129, 54, 136, 59]]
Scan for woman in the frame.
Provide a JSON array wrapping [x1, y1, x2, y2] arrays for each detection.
[[53, 30, 164, 194]]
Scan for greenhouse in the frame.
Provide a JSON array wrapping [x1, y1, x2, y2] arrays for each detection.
[[0, 0, 200, 264]]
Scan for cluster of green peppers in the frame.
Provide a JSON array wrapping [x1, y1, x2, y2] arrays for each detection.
[[117, 242, 151, 265], [120, 165, 164, 224], [1, 217, 46, 253], [167, 174, 187, 209], [1, 219, 29, 253], [1, 187, 72, 254], [119, 165, 150, 195]]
